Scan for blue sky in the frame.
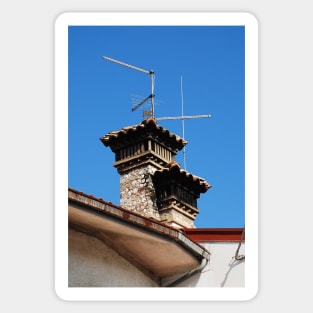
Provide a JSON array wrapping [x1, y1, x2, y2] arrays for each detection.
[[68, 25, 245, 228]]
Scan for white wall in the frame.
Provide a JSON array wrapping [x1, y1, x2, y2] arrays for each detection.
[[68, 229, 158, 287], [175, 242, 245, 287], [69, 230, 244, 288]]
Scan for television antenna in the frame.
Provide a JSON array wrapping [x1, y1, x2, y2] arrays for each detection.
[[103, 55, 155, 119], [155, 76, 211, 169], [102, 56, 211, 170]]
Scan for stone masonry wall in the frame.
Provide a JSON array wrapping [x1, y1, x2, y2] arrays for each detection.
[[159, 206, 195, 228], [120, 164, 160, 220]]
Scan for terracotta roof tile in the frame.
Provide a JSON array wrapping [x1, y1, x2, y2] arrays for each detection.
[[68, 187, 182, 229], [153, 161, 211, 193], [100, 119, 187, 150]]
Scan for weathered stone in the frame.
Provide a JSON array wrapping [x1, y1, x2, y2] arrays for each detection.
[[120, 164, 160, 219]]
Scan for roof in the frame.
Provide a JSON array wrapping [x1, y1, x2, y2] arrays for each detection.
[[153, 161, 211, 193], [68, 187, 210, 284], [100, 118, 188, 152], [183, 228, 245, 242]]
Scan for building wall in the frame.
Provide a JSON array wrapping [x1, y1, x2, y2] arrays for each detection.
[[68, 229, 158, 287], [176, 242, 245, 287], [69, 229, 244, 288]]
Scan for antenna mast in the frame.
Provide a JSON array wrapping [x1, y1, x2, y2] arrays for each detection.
[[103, 55, 155, 118], [154, 76, 211, 170], [103, 56, 211, 170], [181, 76, 186, 170]]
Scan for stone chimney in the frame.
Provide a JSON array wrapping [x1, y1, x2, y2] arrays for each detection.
[[100, 118, 211, 228], [153, 161, 211, 228]]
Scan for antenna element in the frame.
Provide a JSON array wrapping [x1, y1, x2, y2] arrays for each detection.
[[103, 55, 155, 118], [155, 76, 211, 170]]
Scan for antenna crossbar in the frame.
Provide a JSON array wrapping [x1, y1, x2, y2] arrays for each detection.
[[131, 94, 153, 112], [102, 56, 152, 75], [155, 114, 211, 121]]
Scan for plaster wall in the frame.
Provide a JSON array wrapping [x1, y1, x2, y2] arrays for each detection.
[[69, 229, 244, 288], [176, 242, 245, 287], [68, 229, 158, 287]]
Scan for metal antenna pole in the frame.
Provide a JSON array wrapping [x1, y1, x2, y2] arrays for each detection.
[[102, 55, 155, 118], [151, 73, 155, 119], [155, 76, 212, 170], [181, 76, 186, 170]]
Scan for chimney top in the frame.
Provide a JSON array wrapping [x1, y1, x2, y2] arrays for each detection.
[[100, 119, 187, 153]]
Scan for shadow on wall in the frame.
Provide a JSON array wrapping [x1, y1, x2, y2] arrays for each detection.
[[220, 259, 245, 287]]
